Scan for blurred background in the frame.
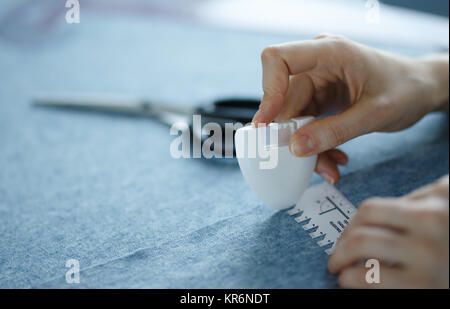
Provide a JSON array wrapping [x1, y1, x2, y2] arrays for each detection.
[[1, 0, 448, 97], [0, 0, 448, 106], [0, 0, 448, 126], [0, 0, 448, 153]]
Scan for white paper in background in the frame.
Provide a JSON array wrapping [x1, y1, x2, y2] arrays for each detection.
[[288, 182, 357, 255], [194, 0, 449, 51]]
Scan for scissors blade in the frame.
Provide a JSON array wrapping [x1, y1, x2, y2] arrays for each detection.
[[33, 93, 195, 126]]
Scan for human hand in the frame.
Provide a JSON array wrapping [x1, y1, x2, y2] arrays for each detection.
[[328, 175, 449, 288], [253, 34, 449, 183]]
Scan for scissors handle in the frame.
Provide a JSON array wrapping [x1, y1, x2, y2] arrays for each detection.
[[197, 98, 260, 124]]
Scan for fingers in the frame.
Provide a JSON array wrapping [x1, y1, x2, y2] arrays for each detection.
[[277, 39, 328, 75], [253, 39, 325, 125], [289, 102, 374, 156], [253, 46, 290, 125], [331, 187, 450, 289], [328, 226, 409, 275], [346, 195, 449, 239], [342, 198, 412, 236], [315, 149, 348, 184], [275, 74, 314, 121], [327, 148, 348, 165], [315, 153, 339, 185], [254, 35, 374, 152]]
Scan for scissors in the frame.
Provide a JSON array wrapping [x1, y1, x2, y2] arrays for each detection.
[[33, 93, 260, 158]]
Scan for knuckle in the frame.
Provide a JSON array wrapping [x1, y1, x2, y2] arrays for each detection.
[[315, 32, 333, 39], [330, 34, 349, 43], [346, 230, 367, 247], [373, 96, 392, 116], [261, 45, 280, 62], [325, 35, 351, 51], [320, 33, 346, 42], [262, 84, 284, 99], [321, 35, 362, 68], [326, 122, 349, 147], [358, 199, 379, 214], [370, 96, 396, 131]]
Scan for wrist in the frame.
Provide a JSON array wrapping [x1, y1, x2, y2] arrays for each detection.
[[419, 53, 449, 112]]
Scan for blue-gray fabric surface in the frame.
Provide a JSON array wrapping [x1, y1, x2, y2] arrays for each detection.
[[0, 1, 448, 288]]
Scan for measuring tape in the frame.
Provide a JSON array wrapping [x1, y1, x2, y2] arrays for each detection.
[[287, 182, 357, 255]]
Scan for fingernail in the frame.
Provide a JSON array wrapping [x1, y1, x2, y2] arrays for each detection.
[[290, 135, 314, 156], [320, 172, 335, 185]]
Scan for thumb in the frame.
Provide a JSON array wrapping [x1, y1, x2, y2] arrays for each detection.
[[289, 102, 374, 156]]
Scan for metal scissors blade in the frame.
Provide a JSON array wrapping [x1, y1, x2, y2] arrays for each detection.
[[33, 93, 197, 126]]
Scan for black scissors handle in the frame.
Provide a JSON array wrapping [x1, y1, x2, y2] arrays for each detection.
[[190, 98, 260, 158], [196, 98, 260, 124]]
